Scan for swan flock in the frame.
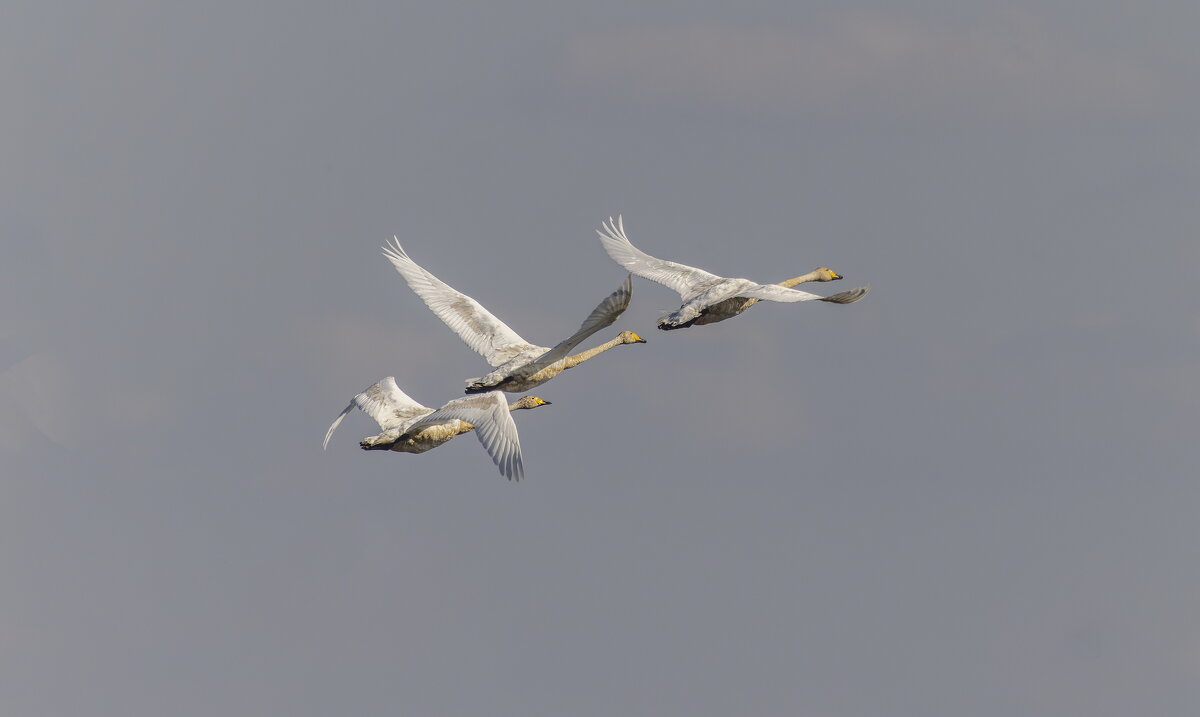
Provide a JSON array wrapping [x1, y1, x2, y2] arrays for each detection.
[[325, 216, 868, 479]]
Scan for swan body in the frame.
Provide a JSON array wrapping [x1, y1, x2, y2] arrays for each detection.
[[382, 239, 646, 392], [690, 267, 845, 325], [323, 376, 549, 480], [596, 216, 869, 330]]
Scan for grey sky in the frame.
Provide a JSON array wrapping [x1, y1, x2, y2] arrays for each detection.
[[3, 2, 1198, 715]]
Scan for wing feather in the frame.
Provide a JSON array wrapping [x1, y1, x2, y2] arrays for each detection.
[[818, 285, 871, 304], [521, 274, 632, 374], [595, 216, 723, 299], [323, 377, 431, 449], [322, 402, 356, 451], [406, 392, 525, 480], [736, 283, 827, 303], [382, 239, 537, 367], [739, 283, 872, 304]]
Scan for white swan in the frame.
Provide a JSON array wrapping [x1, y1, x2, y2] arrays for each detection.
[[596, 216, 870, 330], [382, 239, 646, 393], [323, 377, 550, 480]]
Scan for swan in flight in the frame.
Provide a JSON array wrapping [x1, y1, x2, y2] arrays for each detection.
[[323, 377, 550, 480], [596, 216, 869, 330], [383, 239, 646, 393]]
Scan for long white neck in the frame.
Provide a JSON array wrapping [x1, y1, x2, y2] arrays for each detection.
[[777, 270, 824, 288], [563, 335, 625, 369]]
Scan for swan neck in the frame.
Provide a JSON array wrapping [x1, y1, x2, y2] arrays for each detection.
[[777, 271, 821, 288], [563, 335, 623, 368]]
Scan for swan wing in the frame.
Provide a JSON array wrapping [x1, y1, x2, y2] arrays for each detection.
[[818, 285, 871, 304], [739, 283, 872, 304], [522, 274, 633, 372], [736, 283, 824, 303], [323, 403, 357, 451], [323, 376, 431, 450], [596, 216, 723, 299], [382, 238, 538, 367], [407, 392, 525, 480]]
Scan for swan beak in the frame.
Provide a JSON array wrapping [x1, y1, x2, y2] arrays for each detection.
[[541, 400, 552, 405], [831, 272, 844, 281], [632, 333, 647, 343]]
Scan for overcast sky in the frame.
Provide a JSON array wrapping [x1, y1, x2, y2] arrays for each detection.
[[3, 2, 1198, 715]]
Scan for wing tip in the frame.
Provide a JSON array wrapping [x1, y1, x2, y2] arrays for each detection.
[[820, 285, 871, 304], [322, 401, 356, 451], [596, 214, 628, 242], [381, 236, 412, 265]]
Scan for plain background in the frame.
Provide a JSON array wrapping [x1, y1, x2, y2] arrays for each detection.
[[3, 2, 1198, 715]]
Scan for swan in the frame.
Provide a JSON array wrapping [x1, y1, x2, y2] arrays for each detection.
[[382, 239, 646, 393], [323, 377, 550, 480], [595, 216, 870, 330]]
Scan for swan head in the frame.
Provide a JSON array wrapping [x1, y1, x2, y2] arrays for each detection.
[[510, 395, 552, 410], [620, 330, 647, 344], [811, 267, 843, 282]]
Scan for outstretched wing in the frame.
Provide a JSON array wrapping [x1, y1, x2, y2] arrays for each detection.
[[521, 274, 632, 374], [407, 392, 526, 480], [738, 283, 872, 304], [596, 216, 723, 299], [323, 376, 431, 450], [382, 238, 538, 367]]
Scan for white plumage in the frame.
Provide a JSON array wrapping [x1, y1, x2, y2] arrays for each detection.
[[382, 239, 645, 392], [323, 377, 549, 481], [596, 216, 869, 330]]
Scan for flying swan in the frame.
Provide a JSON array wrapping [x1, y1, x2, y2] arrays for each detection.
[[382, 239, 646, 393], [596, 216, 870, 330], [323, 376, 550, 480]]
